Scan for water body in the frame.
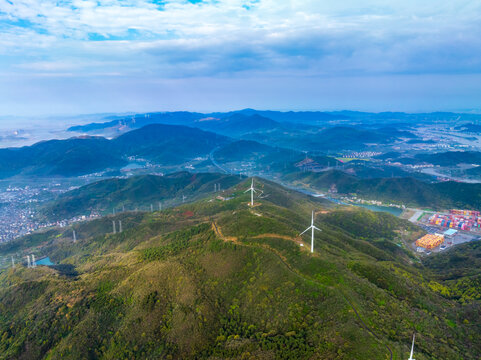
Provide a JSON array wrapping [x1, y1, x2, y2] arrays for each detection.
[[36, 257, 54, 266], [356, 204, 403, 216]]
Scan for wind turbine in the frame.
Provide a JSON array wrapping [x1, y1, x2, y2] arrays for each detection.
[[300, 211, 322, 253], [244, 178, 258, 206], [408, 334, 416, 360]]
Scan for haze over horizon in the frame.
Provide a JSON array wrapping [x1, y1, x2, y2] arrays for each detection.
[[1, 0, 481, 116]]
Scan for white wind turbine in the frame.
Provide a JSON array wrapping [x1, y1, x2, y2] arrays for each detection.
[[300, 211, 322, 253], [244, 178, 258, 206], [408, 334, 416, 360]]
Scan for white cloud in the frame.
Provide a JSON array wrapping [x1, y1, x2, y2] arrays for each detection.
[[0, 0, 480, 114]]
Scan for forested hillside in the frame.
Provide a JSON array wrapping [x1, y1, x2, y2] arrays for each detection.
[[287, 170, 481, 209], [0, 179, 479, 359]]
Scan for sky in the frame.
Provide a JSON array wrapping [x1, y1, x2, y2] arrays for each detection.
[[0, 0, 481, 116]]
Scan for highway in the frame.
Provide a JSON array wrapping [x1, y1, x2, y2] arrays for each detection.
[[209, 146, 230, 174]]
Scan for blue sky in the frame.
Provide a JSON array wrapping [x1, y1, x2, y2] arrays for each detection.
[[0, 0, 481, 116]]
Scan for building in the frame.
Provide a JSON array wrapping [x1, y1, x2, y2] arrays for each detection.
[[443, 228, 458, 238], [416, 234, 445, 250]]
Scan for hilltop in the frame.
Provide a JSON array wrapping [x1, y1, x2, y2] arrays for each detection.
[[0, 178, 480, 359], [0, 124, 228, 178], [40, 172, 243, 221]]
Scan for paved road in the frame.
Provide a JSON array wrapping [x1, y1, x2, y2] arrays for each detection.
[[209, 147, 230, 174]]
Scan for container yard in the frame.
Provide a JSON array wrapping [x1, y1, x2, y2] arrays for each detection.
[[428, 209, 481, 232]]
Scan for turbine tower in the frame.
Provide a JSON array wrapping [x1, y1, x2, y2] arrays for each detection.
[[31, 254, 36, 268], [26, 255, 31, 268], [300, 211, 322, 253], [73, 230, 77, 243], [118, 220, 122, 233], [244, 178, 257, 206], [112, 220, 117, 234], [408, 334, 416, 360]]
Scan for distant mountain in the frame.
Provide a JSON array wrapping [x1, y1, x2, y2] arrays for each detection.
[[0, 137, 124, 178], [67, 110, 340, 135], [112, 124, 229, 164], [68, 110, 481, 136], [330, 110, 481, 123], [373, 126, 417, 138], [0, 124, 229, 178], [296, 126, 401, 151], [41, 172, 242, 221], [222, 108, 349, 123], [415, 151, 481, 166], [242, 125, 406, 152], [194, 114, 281, 136], [455, 123, 481, 133], [68, 111, 205, 133], [339, 163, 432, 180], [288, 170, 481, 209], [214, 140, 298, 163]]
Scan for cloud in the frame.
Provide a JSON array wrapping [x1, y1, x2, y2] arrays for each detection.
[[0, 0, 480, 114]]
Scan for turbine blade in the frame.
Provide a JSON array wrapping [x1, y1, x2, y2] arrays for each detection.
[[244, 188, 251, 193], [300, 226, 312, 236], [313, 226, 322, 231]]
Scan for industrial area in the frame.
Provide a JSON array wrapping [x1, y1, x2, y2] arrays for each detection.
[[412, 209, 481, 254]]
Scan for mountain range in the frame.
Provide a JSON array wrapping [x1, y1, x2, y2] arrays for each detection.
[[0, 124, 228, 178], [0, 178, 479, 359]]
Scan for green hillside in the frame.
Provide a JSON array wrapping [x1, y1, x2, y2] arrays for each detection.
[[112, 124, 229, 165], [287, 170, 481, 209], [0, 137, 125, 178], [0, 178, 480, 359], [40, 172, 242, 221], [0, 124, 229, 178], [214, 140, 301, 166]]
